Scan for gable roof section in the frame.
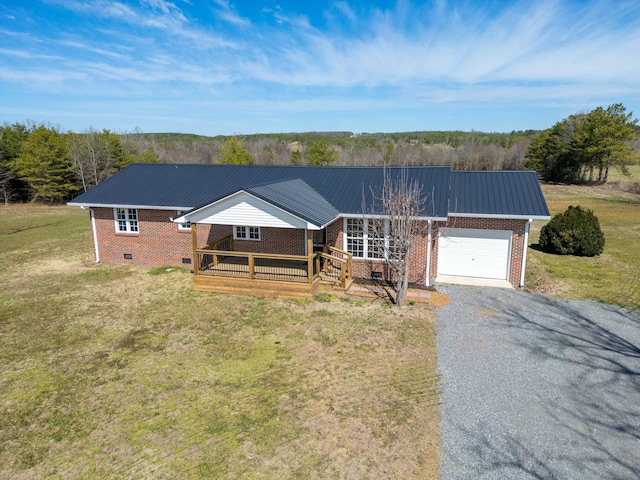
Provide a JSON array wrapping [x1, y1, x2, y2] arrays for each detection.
[[182, 190, 321, 229], [244, 178, 340, 227], [449, 171, 550, 219], [68, 164, 451, 218]]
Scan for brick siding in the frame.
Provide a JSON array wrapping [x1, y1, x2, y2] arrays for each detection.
[[92, 208, 527, 287], [92, 208, 306, 267]]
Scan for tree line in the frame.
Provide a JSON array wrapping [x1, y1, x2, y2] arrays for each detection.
[[123, 130, 535, 169], [0, 124, 159, 204], [2, 104, 638, 204]]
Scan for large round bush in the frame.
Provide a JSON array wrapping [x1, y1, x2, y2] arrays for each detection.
[[539, 205, 605, 256]]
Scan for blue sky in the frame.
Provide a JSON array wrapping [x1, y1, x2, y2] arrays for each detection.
[[1, 0, 639, 135]]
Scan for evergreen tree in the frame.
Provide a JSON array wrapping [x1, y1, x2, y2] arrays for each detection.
[[14, 125, 76, 202], [217, 137, 254, 164], [571, 104, 637, 182], [525, 104, 638, 183], [306, 140, 339, 166], [0, 123, 32, 203]]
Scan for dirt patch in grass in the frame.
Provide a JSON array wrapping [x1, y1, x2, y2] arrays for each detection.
[[0, 206, 440, 479], [346, 279, 450, 307]]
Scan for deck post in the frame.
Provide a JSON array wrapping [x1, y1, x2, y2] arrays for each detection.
[[191, 223, 199, 275], [307, 230, 314, 285], [248, 254, 255, 280]]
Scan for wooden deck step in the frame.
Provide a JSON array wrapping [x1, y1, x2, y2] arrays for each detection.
[[194, 275, 321, 300]]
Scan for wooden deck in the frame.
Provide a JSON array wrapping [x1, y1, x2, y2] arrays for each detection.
[[191, 237, 353, 299]]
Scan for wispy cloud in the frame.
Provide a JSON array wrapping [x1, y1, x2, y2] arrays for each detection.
[[236, 0, 640, 97], [44, 0, 235, 48], [212, 0, 251, 26], [2, 0, 640, 134]]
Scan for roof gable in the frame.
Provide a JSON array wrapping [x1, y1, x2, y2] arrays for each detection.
[[186, 190, 319, 229]]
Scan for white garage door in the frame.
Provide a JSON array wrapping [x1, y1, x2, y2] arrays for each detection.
[[438, 228, 512, 280]]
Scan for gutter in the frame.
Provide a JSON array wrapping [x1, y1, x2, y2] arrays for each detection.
[[520, 219, 532, 288]]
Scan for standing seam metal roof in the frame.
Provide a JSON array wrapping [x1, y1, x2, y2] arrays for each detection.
[[68, 164, 550, 220], [244, 178, 340, 227], [449, 171, 550, 217]]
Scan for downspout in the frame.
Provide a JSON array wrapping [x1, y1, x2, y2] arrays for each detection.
[[425, 220, 432, 287], [90, 208, 100, 263], [520, 219, 532, 288]]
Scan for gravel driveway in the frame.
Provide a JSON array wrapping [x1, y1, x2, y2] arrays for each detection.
[[436, 285, 640, 479]]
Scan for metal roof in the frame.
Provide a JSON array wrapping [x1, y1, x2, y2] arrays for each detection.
[[244, 178, 340, 227], [68, 164, 549, 220], [449, 171, 550, 219], [68, 164, 452, 218]]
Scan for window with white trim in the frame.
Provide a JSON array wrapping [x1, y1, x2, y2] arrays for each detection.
[[346, 218, 364, 257], [367, 219, 386, 259], [114, 208, 138, 233], [234, 225, 260, 241], [345, 217, 390, 259], [176, 211, 191, 231]]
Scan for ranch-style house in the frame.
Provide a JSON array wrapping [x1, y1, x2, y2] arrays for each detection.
[[68, 164, 550, 299]]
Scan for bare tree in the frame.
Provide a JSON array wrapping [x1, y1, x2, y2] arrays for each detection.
[[367, 167, 430, 306], [69, 129, 122, 191]]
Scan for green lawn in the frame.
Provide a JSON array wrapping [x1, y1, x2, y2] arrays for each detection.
[[0, 206, 440, 479], [526, 184, 640, 309]]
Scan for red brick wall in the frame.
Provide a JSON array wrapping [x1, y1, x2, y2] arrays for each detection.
[[326, 218, 431, 285], [232, 227, 306, 256], [327, 220, 342, 250], [92, 208, 307, 267], [430, 217, 528, 287], [92, 208, 528, 287], [93, 208, 201, 266]]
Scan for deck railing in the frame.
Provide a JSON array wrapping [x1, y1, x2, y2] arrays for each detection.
[[196, 249, 314, 284], [195, 240, 353, 288], [318, 246, 352, 288]]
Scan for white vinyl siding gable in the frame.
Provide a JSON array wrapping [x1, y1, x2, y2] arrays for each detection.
[[187, 191, 312, 229]]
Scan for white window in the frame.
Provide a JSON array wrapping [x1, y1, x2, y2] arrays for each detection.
[[234, 225, 260, 241], [114, 208, 138, 233], [345, 217, 390, 259], [346, 218, 364, 258], [176, 211, 191, 231]]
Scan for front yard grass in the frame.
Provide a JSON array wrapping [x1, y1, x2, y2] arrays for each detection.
[[0, 206, 440, 479], [526, 184, 640, 309]]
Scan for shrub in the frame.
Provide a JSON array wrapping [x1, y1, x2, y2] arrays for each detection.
[[539, 205, 605, 256]]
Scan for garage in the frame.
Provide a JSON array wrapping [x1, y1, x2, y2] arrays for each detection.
[[437, 228, 512, 281]]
